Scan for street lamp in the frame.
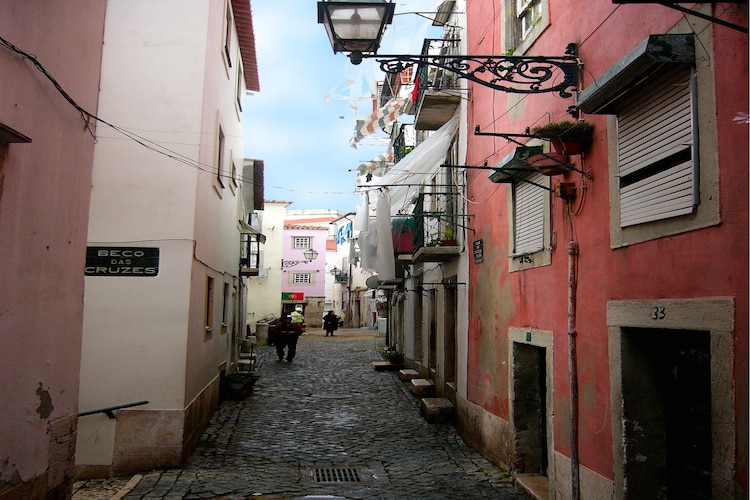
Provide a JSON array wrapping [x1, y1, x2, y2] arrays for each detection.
[[317, 0, 395, 63], [317, 0, 579, 97], [303, 248, 319, 261]]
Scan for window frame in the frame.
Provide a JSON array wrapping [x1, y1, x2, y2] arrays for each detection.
[[503, 0, 549, 55], [205, 276, 215, 334], [602, 35, 719, 248], [221, 281, 230, 334], [508, 172, 552, 272], [216, 124, 226, 189], [292, 236, 312, 250], [223, 0, 233, 69], [290, 272, 313, 285], [236, 64, 244, 115]]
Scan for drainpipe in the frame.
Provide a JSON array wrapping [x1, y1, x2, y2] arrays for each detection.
[[568, 239, 580, 499]]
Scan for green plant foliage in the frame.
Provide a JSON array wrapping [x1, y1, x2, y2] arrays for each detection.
[[226, 371, 260, 384], [531, 120, 594, 138]]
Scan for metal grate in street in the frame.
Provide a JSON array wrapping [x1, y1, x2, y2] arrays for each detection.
[[313, 467, 361, 483]]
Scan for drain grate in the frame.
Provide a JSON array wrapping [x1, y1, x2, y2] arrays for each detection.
[[313, 467, 361, 483]]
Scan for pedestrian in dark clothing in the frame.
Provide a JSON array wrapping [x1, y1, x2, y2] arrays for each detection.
[[274, 313, 302, 362], [323, 311, 339, 337]]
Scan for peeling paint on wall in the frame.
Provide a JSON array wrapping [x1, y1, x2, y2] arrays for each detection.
[[36, 383, 54, 419]]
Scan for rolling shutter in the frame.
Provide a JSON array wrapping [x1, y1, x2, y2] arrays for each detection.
[[514, 172, 546, 254], [617, 66, 697, 227]]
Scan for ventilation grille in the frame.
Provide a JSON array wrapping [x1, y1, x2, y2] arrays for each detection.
[[313, 467, 361, 483]]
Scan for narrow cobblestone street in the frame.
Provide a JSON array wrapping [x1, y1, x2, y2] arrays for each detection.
[[73, 328, 527, 499]]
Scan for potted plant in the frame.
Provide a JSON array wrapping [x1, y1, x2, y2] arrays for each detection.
[[226, 371, 260, 391], [532, 120, 594, 155], [439, 227, 457, 247], [381, 347, 404, 364]]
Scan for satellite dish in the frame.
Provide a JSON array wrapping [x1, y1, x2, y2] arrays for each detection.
[[365, 276, 381, 289]]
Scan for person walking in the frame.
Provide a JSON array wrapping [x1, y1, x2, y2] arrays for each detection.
[[323, 310, 339, 337], [274, 313, 302, 362], [290, 306, 305, 330]]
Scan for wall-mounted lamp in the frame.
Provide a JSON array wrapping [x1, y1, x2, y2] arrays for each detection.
[[317, 0, 579, 97], [303, 248, 319, 261]]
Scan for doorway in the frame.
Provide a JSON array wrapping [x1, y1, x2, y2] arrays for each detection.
[[512, 342, 549, 475], [443, 280, 457, 385], [428, 288, 437, 372], [621, 328, 711, 499]]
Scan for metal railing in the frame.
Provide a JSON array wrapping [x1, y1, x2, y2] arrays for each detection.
[[78, 400, 149, 419]]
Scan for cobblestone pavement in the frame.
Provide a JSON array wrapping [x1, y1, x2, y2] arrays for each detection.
[[74, 328, 527, 500]]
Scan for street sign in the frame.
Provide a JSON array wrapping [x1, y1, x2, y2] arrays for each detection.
[[85, 247, 159, 277]]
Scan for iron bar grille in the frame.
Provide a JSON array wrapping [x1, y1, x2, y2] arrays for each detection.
[[313, 467, 362, 483]]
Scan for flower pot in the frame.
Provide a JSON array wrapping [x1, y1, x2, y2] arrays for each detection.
[[527, 153, 569, 176], [228, 381, 245, 391], [439, 239, 457, 246], [550, 137, 590, 155]]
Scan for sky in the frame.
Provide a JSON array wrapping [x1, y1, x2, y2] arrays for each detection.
[[242, 1, 444, 213]]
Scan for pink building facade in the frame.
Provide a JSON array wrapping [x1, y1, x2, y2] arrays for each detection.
[[281, 225, 328, 322], [0, 2, 107, 498], [462, 2, 747, 498]]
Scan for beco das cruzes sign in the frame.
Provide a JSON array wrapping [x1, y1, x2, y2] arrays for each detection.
[[85, 247, 159, 277]]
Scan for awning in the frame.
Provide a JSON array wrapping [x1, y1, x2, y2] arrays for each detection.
[[239, 220, 266, 243], [488, 146, 543, 183], [365, 116, 459, 215], [577, 34, 695, 114]]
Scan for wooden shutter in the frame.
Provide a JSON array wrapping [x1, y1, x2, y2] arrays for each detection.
[[617, 66, 696, 227], [514, 172, 546, 254]]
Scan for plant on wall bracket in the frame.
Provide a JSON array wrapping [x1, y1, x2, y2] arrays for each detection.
[[532, 120, 594, 155]]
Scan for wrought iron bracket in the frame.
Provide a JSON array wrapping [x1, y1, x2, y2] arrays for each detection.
[[281, 260, 313, 268], [361, 43, 580, 98], [473, 125, 592, 178]]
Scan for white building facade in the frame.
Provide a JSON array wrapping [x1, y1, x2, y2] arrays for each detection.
[[76, 0, 259, 477]]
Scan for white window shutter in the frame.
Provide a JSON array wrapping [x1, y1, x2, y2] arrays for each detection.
[[514, 172, 546, 254], [617, 67, 696, 227]]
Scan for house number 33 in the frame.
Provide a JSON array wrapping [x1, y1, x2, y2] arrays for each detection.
[[651, 306, 666, 320]]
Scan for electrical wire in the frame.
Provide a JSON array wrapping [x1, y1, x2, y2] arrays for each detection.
[[0, 34, 255, 186]]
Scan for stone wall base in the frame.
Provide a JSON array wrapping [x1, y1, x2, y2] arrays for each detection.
[[1, 414, 77, 500]]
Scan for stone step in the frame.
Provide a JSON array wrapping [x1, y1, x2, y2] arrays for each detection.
[[372, 360, 402, 371], [420, 398, 454, 424], [409, 378, 435, 396], [398, 369, 420, 381]]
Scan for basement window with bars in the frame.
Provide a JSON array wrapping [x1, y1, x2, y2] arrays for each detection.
[[293, 236, 311, 249], [616, 66, 698, 228], [291, 272, 312, 285]]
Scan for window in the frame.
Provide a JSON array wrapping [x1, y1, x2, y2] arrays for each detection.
[[576, 33, 719, 247], [205, 276, 215, 333], [216, 125, 225, 188], [236, 65, 244, 113], [513, 172, 546, 254], [223, 1, 233, 68], [504, 0, 548, 55], [293, 236, 311, 249], [616, 66, 696, 227], [516, 0, 543, 40], [221, 282, 230, 332], [292, 272, 312, 285], [509, 172, 551, 271], [231, 159, 238, 188]]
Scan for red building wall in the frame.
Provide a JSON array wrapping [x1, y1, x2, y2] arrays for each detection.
[[464, 1, 747, 497]]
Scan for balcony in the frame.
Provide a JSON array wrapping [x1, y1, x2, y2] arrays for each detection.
[[413, 39, 462, 131], [392, 192, 462, 264], [240, 230, 265, 277]]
